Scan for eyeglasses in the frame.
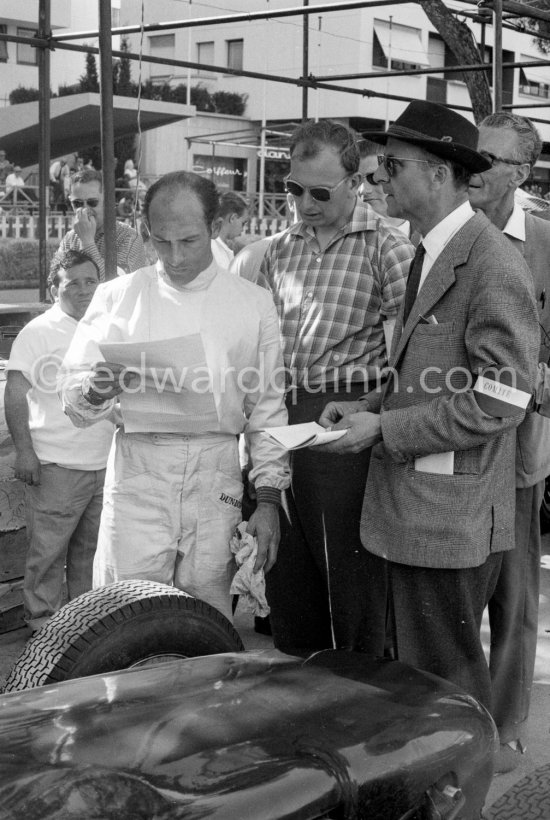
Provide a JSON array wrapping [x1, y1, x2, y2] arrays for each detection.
[[70, 198, 100, 209], [284, 175, 349, 202], [377, 155, 434, 178], [477, 150, 525, 168]]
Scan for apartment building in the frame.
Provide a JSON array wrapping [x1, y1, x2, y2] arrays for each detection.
[[0, 2, 123, 106], [121, 0, 550, 194]]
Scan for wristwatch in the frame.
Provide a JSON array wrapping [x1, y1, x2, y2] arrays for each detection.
[[82, 382, 106, 406]]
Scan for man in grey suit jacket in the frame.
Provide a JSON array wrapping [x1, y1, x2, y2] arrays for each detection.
[[469, 112, 550, 772], [318, 102, 540, 730]]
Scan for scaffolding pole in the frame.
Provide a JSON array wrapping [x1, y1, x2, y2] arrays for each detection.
[[98, 0, 117, 280], [493, 0, 503, 112], [302, 0, 309, 121], [37, 0, 51, 303]]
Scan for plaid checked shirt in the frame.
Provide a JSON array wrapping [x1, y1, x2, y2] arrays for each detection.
[[261, 199, 414, 387], [54, 221, 147, 281]]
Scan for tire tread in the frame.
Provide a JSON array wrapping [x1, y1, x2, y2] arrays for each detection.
[[2, 580, 243, 692]]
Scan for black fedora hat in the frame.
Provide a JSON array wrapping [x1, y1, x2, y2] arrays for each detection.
[[362, 100, 491, 174]]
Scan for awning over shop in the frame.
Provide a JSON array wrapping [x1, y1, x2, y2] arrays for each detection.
[[0, 92, 194, 167], [373, 20, 430, 68], [520, 63, 550, 87]]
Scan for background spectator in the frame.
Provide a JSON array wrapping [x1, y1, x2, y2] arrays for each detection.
[[5, 249, 114, 634], [0, 149, 13, 187], [212, 192, 249, 269], [53, 168, 147, 280]]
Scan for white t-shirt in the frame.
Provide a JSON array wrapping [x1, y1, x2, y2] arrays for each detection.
[[211, 237, 234, 270], [7, 303, 114, 470]]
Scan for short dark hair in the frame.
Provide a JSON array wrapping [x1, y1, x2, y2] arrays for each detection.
[[70, 168, 103, 191], [446, 160, 472, 187], [479, 112, 542, 166], [357, 139, 381, 159], [48, 250, 99, 288], [217, 191, 248, 219], [290, 120, 360, 174], [143, 170, 220, 230]]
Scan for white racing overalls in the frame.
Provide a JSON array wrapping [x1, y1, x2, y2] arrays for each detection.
[[94, 430, 242, 620]]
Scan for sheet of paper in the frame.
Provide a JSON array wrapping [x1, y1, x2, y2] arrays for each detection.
[[414, 451, 454, 475], [383, 317, 396, 358], [262, 422, 347, 450], [99, 335, 219, 433]]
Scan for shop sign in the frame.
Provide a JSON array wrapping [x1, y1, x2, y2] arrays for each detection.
[[257, 148, 290, 160]]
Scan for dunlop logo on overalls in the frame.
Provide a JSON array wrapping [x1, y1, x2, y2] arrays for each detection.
[[219, 493, 242, 509]]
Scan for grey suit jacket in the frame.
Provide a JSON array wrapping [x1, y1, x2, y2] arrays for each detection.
[[508, 211, 550, 487], [361, 210, 539, 569]]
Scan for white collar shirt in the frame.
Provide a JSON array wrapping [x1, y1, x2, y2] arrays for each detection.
[[502, 201, 526, 241], [419, 200, 476, 290]]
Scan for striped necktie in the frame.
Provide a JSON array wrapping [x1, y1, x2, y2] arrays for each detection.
[[403, 242, 425, 325]]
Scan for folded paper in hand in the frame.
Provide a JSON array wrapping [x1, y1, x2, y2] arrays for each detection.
[[261, 421, 347, 450]]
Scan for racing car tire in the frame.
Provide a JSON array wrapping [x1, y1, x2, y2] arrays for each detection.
[[2, 580, 244, 693]]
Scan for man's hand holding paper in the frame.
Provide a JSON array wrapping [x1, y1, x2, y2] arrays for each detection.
[[88, 361, 139, 400], [317, 400, 382, 454], [98, 335, 219, 434]]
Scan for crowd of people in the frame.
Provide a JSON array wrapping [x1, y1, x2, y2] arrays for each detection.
[[5, 102, 550, 788], [0, 150, 147, 216]]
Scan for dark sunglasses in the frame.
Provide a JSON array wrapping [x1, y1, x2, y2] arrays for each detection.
[[70, 198, 100, 209], [377, 155, 434, 178], [477, 150, 525, 168], [284, 175, 349, 202]]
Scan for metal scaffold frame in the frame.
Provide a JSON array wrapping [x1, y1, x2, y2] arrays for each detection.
[[2, 0, 550, 291]]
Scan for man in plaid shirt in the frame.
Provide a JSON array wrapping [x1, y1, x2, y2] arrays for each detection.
[[53, 168, 147, 281], [261, 119, 414, 656]]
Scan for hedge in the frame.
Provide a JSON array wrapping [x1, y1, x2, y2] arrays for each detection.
[[0, 239, 60, 288]]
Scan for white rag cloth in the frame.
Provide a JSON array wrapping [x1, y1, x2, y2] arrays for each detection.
[[230, 521, 270, 617]]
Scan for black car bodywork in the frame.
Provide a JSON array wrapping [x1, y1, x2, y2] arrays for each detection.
[[0, 649, 496, 820]]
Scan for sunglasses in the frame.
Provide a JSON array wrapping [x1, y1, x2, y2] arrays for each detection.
[[477, 150, 525, 168], [70, 198, 100, 209], [377, 155, 434, 177], [284, 175, 349, 202]]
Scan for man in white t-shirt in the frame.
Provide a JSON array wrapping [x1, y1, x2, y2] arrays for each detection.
[[5, 250, 115, 633], [211, 191, 249, 269], [4, 166, 26, 197]]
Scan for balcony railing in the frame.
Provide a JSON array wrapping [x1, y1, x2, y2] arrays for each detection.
[[0, 187, 292, 241]]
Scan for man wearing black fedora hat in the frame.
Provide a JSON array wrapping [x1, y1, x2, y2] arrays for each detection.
[[318, 101, 540, 733]]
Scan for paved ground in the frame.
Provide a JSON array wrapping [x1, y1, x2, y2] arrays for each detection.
[[482, 534, 550, 812]]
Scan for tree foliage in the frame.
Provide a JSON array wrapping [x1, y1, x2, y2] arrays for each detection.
[[520, 0, 550, 54], [58, 83, 81, 97], [9, 86, 41, 104], [79, 52, 100, 93], [212, 91, 248, 116], [120, 78, 247, 115], [115, 36, 133, 95]]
